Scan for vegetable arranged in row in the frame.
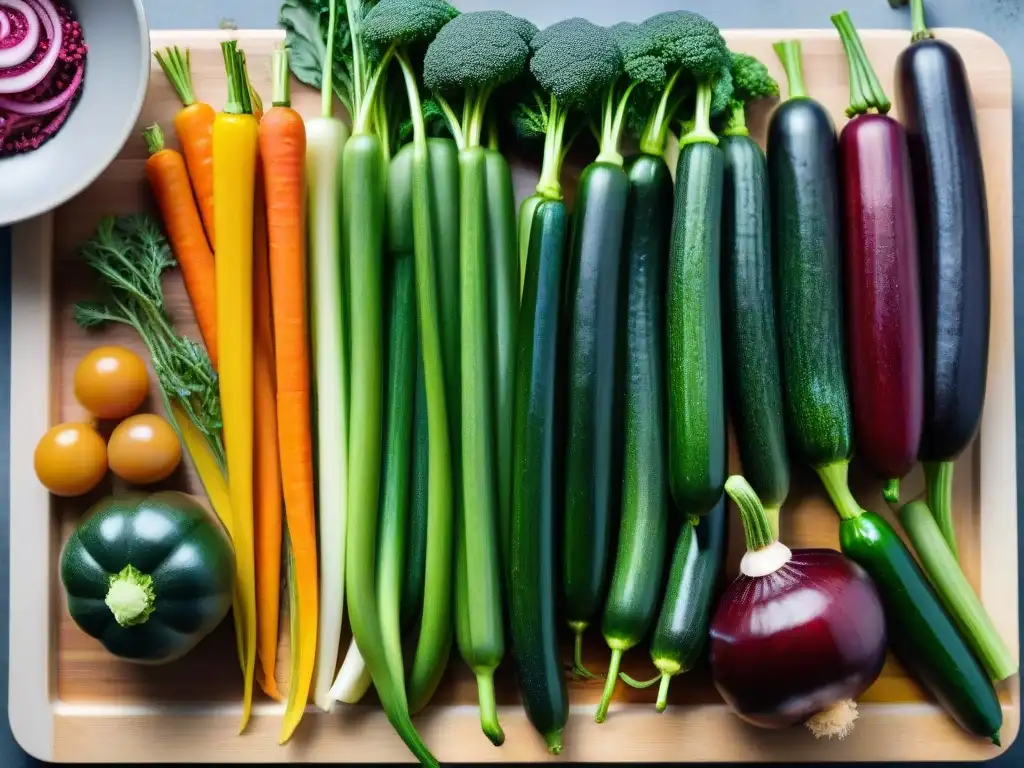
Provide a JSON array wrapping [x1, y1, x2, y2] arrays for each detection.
[[770, 31, 1003, 745]]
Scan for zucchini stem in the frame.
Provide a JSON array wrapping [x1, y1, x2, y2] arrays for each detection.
[[815, 461, 863, 522], [595, 648, 624, 723], [105, 565, 156, 627], [924, 461, 958, 559], [678, 80, 719, 147], [832, 11, 891, 116], [722, 100, 748, 137], [773, 40, 809, 100], [571, 621, 604, 680], [898, 501, 1017, 682], [618, 671, 660, 689], [655, 672, 672, 712]]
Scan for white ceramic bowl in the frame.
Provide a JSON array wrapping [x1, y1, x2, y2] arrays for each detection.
[[0, 0, 150, 227]]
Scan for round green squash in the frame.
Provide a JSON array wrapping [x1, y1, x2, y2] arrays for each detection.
[[59, 491, 235, 664]]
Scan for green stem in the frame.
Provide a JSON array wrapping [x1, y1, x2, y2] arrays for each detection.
[[466, 86, 494, 149], [153, 46, 196, 107], [883, 479, 901, 506], [909, 0, 934, 41], [475, 671, 504, 746], [143, 124, 164, 155], [722, 100, 748, 137], [725, 476, 776, 551], [220, 41, 244, 114], [678, 81, 718, 147], [271, 44, 291, 108], [105, 565, 156, 627], [773, 39, 809, 100], [898, 501, 1017, 682], [354, 45, 397, 135], [544, 729, 563, 756], [640, 69, 682, 156], [346, 0, 366, 113], [322, 0, 338, 117], [595, 648, 623, 723], [619, 671, 660, 689], [815, 461, 863, 522], [655, 673, 671, 712], [831, 11, 891, 115], [433, 93, 465, 149], [535, 95, 566, 200], [924, 461, 958, 559], [571, 621, 603, 680]]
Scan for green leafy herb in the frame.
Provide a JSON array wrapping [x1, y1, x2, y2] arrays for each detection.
[[73, 215, 226, 469]]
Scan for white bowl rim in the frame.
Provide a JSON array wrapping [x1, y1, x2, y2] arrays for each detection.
[[0, 0, 151, 228]]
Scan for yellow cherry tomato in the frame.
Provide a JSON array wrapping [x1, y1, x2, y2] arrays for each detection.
[[73, 346, 149, 420], [107, 414, 182, 485], [34, 422, 108, 497]]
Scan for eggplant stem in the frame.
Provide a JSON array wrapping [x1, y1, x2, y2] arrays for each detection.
[[883, 479, 901, 506], [831, 11, 891, 115], [924, 461, 958, 560], [908, 0, 934, 41], [595, 648, 623, 723]]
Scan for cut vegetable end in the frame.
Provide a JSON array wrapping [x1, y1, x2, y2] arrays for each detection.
[[104, 565, 155, 627], [773, 40, 809, 100], [908, 0, 934, 41], [476, 671, 505, 746], [595, 648, 624, 723], [545, 730, 564, 755], [143, 124, 164, 155], [883, 479, 901, 505], [655, 673, 672, 712], [805, 699, 859, 739], [816, 462, 863, 521]]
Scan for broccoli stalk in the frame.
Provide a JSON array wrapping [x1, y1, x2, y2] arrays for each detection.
[[618, 11, 730, 156], [721, 52, 780, 137]]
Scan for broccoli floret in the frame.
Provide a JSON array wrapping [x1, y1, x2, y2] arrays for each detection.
[[422, 10, 535, 147], [362, 0, 459, 59], [528, 18, 641, 165], [710, 67, 734, 117], [618, 10, 729, 153], [719, 51, 779, 136]]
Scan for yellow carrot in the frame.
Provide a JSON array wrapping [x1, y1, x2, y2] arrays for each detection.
[[213, 40, 259, 733]]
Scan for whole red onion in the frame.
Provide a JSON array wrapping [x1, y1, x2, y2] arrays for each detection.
[[709, 476, 887, 738]]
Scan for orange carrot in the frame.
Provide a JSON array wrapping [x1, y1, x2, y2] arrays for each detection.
[[143, 124, 218, 366], [252, 159, 283, 703], [259, 45, 317, 745], [154, 46, 217, 250]]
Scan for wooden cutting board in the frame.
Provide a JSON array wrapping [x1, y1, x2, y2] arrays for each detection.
[[6, 26, 1018, 763]]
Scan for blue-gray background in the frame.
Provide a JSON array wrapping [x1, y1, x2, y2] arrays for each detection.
[[2, 0, 1022, 765]]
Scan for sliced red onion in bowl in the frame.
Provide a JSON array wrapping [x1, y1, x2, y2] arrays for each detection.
[[0, 0, 62, 93], [0, 57, 79, 113], [0, 1, 42, 68]]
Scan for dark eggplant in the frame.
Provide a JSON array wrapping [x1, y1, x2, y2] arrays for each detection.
[[893, 0, 990, 555], [832, 12, 923, 503]]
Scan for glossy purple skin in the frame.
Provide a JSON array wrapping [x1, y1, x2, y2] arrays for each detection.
[[840, 114, 924, 481], [708, 548, 887, 729]]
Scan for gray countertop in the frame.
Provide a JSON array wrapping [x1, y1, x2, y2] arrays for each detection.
[[3, 0, 1022, 765]]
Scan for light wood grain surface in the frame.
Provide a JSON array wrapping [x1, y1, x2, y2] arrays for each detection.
[[7, 26, 1019, 763]]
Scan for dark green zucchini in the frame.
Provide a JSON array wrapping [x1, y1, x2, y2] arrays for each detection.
[[666, 140, 726, 517], [509, 200, 570, 755], [647, 495, 727, 710], [595, 154, 672, 723], [720, 132, 789, 531], [767, 42, 850, 470], [561, 162, 629, 653]]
